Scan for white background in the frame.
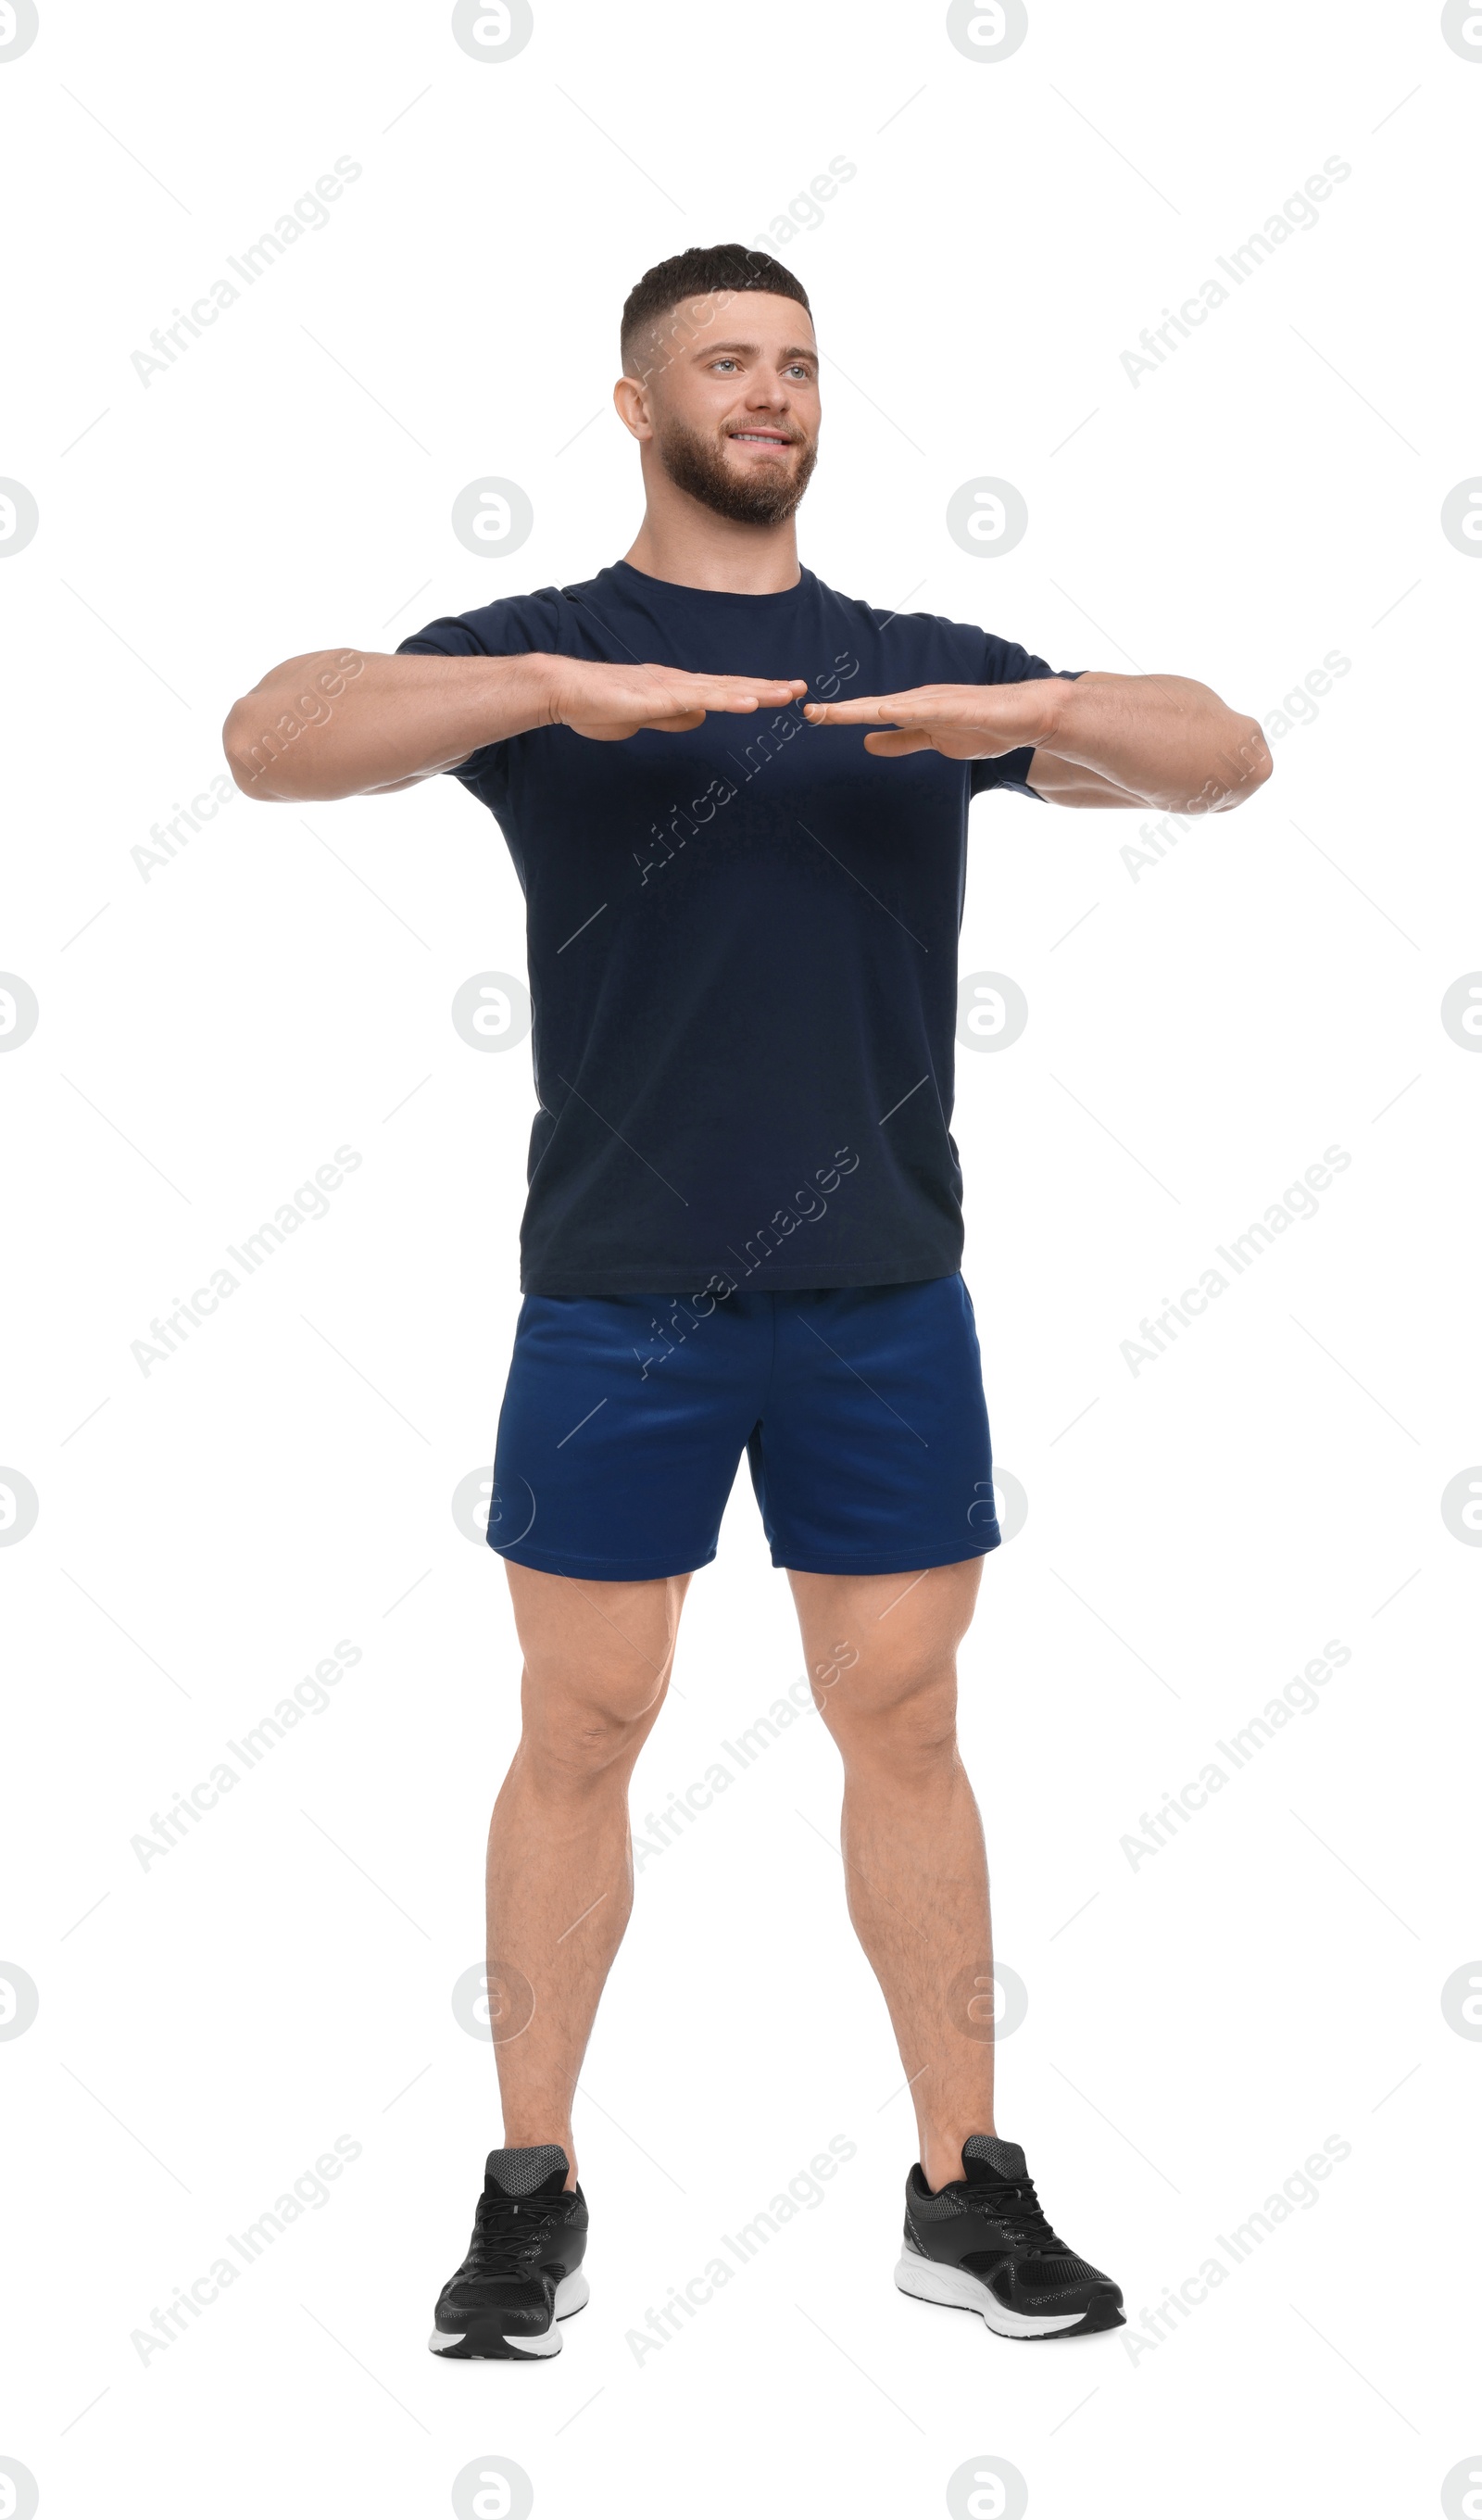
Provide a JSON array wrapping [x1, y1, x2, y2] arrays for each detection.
[[3, 1, 1480, 2514]]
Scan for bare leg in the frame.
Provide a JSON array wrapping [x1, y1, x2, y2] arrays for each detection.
[[788, 1558, 993, 2191], [486, 1563, 690, 2186]]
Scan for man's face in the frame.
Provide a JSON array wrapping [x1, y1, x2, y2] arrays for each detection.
[[628, 291, 821, 526]]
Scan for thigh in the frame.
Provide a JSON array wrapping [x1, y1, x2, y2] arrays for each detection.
[[749, 1275, 1000, 1577], [506, 1561, 694, 1732], [788, 1558, 984, 1739], [491, 1291, 767, 1582]]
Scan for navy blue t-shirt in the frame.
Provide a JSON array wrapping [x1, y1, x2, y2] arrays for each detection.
[[399, 561, 1075, 1298]]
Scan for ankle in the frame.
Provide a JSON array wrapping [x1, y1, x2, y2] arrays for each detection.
[[921, 2130, 994, 2192], [501, 2130, 578, 2189]]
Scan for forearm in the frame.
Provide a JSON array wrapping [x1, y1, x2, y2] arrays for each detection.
[[1038, 671, 1271, 813], [221, 648, 558, 801]]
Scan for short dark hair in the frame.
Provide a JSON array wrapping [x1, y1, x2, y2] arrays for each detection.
[[620, 243, 811, 379]]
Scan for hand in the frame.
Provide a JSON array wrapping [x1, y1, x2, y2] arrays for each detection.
[[548, 656, 808, 743], [801, 679, 1067, 760]]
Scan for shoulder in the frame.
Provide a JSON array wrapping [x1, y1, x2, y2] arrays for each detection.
[[396, 581, 584, 661], [804, 575, 1039, 682]]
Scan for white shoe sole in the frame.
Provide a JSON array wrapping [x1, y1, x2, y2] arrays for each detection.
[[894, 2252, 1084, 2337], [430, 2267, 590, 2358]]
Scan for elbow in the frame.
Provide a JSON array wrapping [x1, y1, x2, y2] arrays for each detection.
[[220, 651, 364, 799], [1182, 714, 1273, 816], [1240, 718, 1275, 799], [221, 698, 264, 798], [221, 694, 285, 800]]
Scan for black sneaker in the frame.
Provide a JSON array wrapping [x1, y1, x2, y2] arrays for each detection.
[[896, 2136, 1124, 2339], [429, 2144, 590, 2361]]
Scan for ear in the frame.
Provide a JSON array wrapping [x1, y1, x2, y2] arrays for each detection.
[[613, 375, 653, 442]]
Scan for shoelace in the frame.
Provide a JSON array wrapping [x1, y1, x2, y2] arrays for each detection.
[[965, 2174, 1067, 2256], [465, 2188, 565, 2277]]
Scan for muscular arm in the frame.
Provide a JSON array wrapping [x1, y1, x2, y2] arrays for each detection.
[[221, 649, 809, 803], [1019, 672, 1271, 812], [220, 649, 558, 800], [805, 669, 1273, 815]]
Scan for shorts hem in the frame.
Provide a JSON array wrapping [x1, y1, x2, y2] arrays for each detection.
[[489, 1536, 718, 1582], [770, 1531, 1001, 1576]]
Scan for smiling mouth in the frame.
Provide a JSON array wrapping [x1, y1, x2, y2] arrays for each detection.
[[727, 430, 794, 448]]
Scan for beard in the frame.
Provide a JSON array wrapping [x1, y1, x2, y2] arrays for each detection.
[[654, 412, 818, 526]]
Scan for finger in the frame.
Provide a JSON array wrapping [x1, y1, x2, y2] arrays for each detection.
[[862, 728, 932, 756], [662, 680, 809, 718], [673, 674, 808, 704], [803, 699, 898, 725], [713, 687, 809, 712], [567, 710, 707, 740], [803, 690, 941, 725]]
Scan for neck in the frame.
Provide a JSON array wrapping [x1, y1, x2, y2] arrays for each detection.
[[622, 475, 800, 595]]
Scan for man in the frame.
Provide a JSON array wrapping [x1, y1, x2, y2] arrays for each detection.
[[224, 243, 1270, 2363]]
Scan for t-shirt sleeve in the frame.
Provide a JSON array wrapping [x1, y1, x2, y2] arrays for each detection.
[[968, 636, 1084, 800], [396, 592, 560, 800]]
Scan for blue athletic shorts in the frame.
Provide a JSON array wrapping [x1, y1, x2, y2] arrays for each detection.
[[486, 1274, 1000, 1581]]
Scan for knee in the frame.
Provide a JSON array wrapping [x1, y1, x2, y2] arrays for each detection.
[[825, 1664, 959, 1775], [508, 1569, 683, 1792], [520, 1671, 665, 1792]]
